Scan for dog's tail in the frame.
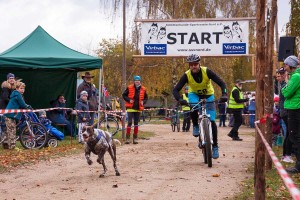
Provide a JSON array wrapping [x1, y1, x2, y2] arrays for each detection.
[[113, 139, 121, 146]]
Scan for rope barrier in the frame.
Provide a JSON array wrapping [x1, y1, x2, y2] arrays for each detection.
[[255, 118, 300, 200]]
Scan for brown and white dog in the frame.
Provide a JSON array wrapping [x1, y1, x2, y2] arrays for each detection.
[[82, 126, 121, 177]]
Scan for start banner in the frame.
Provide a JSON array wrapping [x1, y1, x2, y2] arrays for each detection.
[[140, 20, 249, 56]]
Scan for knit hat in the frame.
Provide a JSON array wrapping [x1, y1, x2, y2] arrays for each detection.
[[284, 55, 299, 67], [80, 90, 88, 97], [7, 73, 15, 79], [134, 75, 141, 81], [276, 67, 285, 74], [39, 110, 46, 116]]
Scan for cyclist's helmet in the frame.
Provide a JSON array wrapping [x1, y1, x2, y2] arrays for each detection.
[[186, 54, 200, 63]]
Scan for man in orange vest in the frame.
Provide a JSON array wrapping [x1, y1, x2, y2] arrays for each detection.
[[122, 75, 148, 144]]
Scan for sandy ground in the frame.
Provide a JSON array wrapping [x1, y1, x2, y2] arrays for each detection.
[[0, 124, 255, 200]]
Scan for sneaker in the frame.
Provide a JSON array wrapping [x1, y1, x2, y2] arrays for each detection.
[[282, 156, 294, 163], [212, 146, 219, 159], [193, 125, 199, 137], [286, 167, 300, 174]]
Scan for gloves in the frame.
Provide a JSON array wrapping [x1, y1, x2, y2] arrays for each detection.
[[179, 99, 189, 106], [220, 95, 228, 102]]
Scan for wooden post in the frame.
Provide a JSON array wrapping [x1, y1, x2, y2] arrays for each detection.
[[265, 0, 278, 170], [254, 0, 266, 199]]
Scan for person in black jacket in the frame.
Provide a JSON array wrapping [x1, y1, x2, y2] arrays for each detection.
[[227, 79, 249, 141]]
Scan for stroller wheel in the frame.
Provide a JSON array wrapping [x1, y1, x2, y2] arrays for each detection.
[[48, 138, 58, 148]]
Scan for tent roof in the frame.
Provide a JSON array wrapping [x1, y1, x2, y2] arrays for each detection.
[[0, 26, 101, 70]]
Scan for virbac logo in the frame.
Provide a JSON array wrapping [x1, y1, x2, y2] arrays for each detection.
[[223, 43, 246, 54], [144, 44, 167, 55]]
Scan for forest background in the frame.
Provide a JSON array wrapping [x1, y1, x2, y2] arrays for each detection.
[[87, 0, 300, 106]]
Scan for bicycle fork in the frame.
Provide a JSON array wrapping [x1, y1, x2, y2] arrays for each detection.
[[199, 119, 213, 147]]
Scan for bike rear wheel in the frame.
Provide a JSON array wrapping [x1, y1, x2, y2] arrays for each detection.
[[202, 118, 212, 167], [98, 117, 119, 136], [20, 122, 48, 149]]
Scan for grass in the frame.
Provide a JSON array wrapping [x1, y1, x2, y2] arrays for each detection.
[[0, 129, 155, 173], [231, 145, 300, 200]]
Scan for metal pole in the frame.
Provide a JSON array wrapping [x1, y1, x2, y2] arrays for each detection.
[[121, 0, 126, 140], [97, 67, 103, 128]]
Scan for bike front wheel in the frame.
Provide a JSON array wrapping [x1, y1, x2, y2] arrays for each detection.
[[20, 122, 48, 149], [202, 118, 212, 167], [98, 117, 119, 136]]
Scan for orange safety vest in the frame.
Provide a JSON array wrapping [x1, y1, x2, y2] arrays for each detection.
[[125, 84, 146, 110]]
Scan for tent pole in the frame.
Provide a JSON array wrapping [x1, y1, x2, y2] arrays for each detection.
[[97, 67, 103, 128]]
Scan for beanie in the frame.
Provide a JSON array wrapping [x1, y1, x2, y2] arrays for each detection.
[[284, 55, 299, 67]]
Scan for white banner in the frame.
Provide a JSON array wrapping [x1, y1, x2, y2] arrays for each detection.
[[140, 20, 249, 56]]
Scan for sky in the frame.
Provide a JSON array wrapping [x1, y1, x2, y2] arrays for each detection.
[[0, 0, 291, 56]]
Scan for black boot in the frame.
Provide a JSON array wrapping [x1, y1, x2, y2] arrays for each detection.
[[125, 135, 130, 144], [133, 134, 138, 144]]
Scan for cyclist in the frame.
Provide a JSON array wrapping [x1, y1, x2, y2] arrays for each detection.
[[181, 86, 191, 132], [173, 54, 227, 159]]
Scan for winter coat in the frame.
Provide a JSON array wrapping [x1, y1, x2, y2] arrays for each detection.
[[76, 81, 98, 111], [49, 100, 68, 123], [75, 98, 90, 123], [4, 90, 31, 120], [282, 68, 300, 109], [0, 81, 16, 109]]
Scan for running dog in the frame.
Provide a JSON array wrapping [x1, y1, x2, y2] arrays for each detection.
[[82, 126, 121, 177]]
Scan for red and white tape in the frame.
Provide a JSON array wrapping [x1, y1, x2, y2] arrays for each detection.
[[255, 119, 300, 200]]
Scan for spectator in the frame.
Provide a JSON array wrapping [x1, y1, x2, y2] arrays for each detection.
[[227, 79, 249, 141], [217, 98, 227, 127], [122, 75, 148, 144], [49, 95, 73, 137], [77, 72, 98, 125], [111, 97, 121, 111], [75, 91, 90, 143], [4, 81, 32, 149], [39, 110, 64, 141], [276, 67, 293, 163], [282, 55, 300, 173], [248, 93, 256, 128], [0, 73, 18, 149], [272, 96, 281, 146], [181, 86, 191, 132]]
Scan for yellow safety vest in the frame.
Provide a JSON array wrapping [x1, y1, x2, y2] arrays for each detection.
[[185, 67, 214, 95], [182, 93, 190, 111], [228, 86, 244, 109]]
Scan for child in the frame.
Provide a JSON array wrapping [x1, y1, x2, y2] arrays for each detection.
[[39, 110, 64, 141], [272, 96, 281, 146], [4, 82, 32, 149], [75, 91, 90, 143]]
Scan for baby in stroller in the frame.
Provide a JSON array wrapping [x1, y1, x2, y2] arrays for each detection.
[[39, 110, 64, 147]]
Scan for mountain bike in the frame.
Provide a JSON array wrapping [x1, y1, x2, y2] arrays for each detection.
[[139, 110, 152, 122], [191, 99, 213, 167], [98, 112, 119, 136], [170, 107, 180, 132]]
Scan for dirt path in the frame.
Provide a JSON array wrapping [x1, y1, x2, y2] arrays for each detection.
[[0, 124, 255, 200]]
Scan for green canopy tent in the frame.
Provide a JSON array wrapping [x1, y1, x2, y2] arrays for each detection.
[[0, 26, 102, 109]]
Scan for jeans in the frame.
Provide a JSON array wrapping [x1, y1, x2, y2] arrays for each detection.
[[249, 110, 255, 128]]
